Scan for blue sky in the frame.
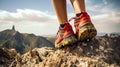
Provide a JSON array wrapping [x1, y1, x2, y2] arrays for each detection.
[[0, 0, 120, 36], [0, 0, 53, 12]]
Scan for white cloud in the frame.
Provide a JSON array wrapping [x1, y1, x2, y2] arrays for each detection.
[[0, 9, 59, 36], [92, 13, 120, 33], [85, 0, 120, 33], [85, 0, 119, 15], [92, 13, 120, 23], [102, 0, 108, 5], [0, 9, 56, 23]]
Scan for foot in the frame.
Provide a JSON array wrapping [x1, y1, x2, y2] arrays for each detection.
[[55, 22, 77, 48], [74, 12, 97, 41]]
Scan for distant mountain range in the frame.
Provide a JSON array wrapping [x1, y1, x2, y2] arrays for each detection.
[[0, 29, 54, 54], [97, 32, 120, 36]]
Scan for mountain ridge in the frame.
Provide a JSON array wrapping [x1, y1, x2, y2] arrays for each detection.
[[0, 29, 54, 53]]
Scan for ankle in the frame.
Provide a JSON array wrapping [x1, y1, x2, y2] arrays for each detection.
[[60, 23, 66, 28], [76, 13, 81, 17]]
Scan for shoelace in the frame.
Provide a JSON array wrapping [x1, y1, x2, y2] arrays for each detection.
[[56, 16, 80, 37], [68, 16, 79, 22], [69, 16, 80, 29], [56, 27, 64, 37]]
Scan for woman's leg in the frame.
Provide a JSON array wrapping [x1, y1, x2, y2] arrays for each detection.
[[70, 0, 86, 14], [52, 0, 68, 24], [70, 0, 97, 41], [52, 0, 77, 48]]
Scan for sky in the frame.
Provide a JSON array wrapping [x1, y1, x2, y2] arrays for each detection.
[[0, 0, 120, 36]]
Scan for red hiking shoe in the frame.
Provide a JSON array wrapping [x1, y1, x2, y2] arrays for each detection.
[[55, 22, 77, 48], [74, 12, 97, 41]]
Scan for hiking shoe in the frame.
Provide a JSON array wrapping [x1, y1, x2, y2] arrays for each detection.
[[74, 12, 97, 41], [55, 22, 77, 48]]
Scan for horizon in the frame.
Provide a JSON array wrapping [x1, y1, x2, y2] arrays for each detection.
[[0, 0, 120, 36], [0, 27, 120, 37]]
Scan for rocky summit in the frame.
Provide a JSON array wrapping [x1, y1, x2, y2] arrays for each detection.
[[0, 34, 120, 67]]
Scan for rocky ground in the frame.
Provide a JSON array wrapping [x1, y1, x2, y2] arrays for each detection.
[[0, 34, 120, 67]]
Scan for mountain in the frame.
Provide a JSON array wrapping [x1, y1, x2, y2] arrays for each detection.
[[46, 36, 55, 44], [0, 34, 120, 67], [0, 29, 54, 54]]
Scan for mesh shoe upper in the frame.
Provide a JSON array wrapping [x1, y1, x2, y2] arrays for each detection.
[[55, 22, 74, 45]]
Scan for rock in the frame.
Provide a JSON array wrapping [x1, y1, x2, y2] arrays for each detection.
[[0, 34, 120, 67], [0, 48, 19, 67]]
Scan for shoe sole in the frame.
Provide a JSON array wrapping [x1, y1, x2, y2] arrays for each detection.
[[55, 34, 77, 49], [78, 23, 97, 41]]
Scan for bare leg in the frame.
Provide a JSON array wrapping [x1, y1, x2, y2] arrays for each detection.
[[70, 0, 86, 13], [52, 0, 68, 24]]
